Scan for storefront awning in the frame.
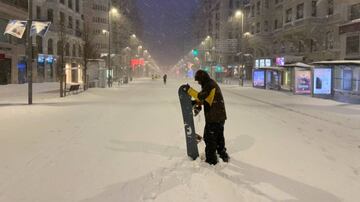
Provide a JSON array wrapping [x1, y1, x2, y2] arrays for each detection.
[[257, 66, 285, 71], [313, 60, 360, 66], [282, 62, 313, 68]]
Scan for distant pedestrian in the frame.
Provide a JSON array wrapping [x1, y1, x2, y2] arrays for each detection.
[[108, 75, 113, 88], [163, 74, 167, 85]]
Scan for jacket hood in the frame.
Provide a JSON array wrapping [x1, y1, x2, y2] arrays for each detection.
[[195, 70, 211, 84]]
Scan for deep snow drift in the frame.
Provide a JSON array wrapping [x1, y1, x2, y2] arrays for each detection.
[[0, 78, 359, 202]]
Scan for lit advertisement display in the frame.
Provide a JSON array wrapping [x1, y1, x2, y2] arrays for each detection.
[[313, 68, 332, 95], [265, 59, 271, 67], [276, 57, 285, 66], [259, 59, 265, 68], [253, 70, 265, 87], [295, 70, 311, 94], [38, 54, 45, 64]]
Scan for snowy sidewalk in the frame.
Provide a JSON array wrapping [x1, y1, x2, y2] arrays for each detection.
[[0, 82, 60, 104]]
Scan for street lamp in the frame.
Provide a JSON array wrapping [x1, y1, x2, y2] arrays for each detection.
[[234, 10, 244, 86], [107, 0, 118, 88]]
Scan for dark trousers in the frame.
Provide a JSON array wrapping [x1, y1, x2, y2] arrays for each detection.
[[203, 121, 227, 164]]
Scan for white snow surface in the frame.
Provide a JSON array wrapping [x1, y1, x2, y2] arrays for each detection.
[[0, 78, 360, 202]]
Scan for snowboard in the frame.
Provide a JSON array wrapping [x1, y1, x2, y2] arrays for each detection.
[[178, 85, 199, 160]]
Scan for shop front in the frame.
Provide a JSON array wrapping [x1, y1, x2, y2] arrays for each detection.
[[313, 61, 360, 104], [65, 62, 84, 85]]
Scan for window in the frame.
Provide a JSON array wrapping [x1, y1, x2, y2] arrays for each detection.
[[312, 1, 317, 17], [310, 39, 317, 52], [346, 35, 360, 55], [265, 0, 269, 8], [47, 9, 54, 22], [251, 5, 255, 17], [256, 1, 261, 15], [78, 44, 82, 57], [298, 41, 304, 53], [57, 41, 62, 55], [328, 0, 334, 15], [68, 16, 73, 28], [350, 3, 360, 20], [60, 12, 65, 25], [229, 0, 233, 9], [75, 0, 80, 12], [286, 8, 292, 23], [343, 69, 353, 91], [76, 20, 80, 30], [60, 0, 65, 4], [48, 39, 54, 54], [36, 36, 43, 53], [36, 6, 41, 20], [65, 43, 70, 56], [68, 0, 73, 9], [72, 44, 76, 57], [264, 21, 269, 32], [326, 31, 334, 50], [296, 3, 304, 19], [274, 19, 278, 30], [256, 22, 260, 33]]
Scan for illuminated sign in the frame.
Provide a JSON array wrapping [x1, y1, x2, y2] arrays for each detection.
[[38, 54, 45, 64], [295, 70, 311, 94], [46, 55, 54, 64], [253, 70, 265, 87], [276, 57, 285, 66], [256, 58, 272, 68], [131, 58, 145, 69], [313, 68, 332, 95]]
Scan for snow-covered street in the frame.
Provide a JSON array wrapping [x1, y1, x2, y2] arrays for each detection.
[[1, 78, 360, 202]]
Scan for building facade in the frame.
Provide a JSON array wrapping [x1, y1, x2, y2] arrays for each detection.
[[244, 0, 360, 64], [33, 0, 84, 84], [0, 0, 27, 85], [83, 0, 141, 79], [192, 0, 245, 71]]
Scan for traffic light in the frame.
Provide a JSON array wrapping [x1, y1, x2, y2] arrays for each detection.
[[192, 49, 199, 57]]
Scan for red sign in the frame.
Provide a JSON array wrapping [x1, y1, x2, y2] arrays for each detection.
[[0, 54, 5, 60], [131, 58, 145, 69]]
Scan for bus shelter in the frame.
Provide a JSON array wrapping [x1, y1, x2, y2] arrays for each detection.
[[312, 60, 360, 104], [253, 67, 284, 90], [281, 62, 313, 95]]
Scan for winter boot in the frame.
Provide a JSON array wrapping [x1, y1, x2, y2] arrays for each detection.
[[219, 151, 230, 163]]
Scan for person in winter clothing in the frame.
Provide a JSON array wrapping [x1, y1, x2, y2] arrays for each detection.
[[163, 74, 167, 85], [184, 70, 229, 165]]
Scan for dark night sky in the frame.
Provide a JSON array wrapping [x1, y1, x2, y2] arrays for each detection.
[[136, 0, 199, 68]]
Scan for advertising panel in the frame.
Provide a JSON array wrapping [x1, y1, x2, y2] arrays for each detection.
[[276, 57, 285, 66], [295, 70, 311, 94], [253, 70, 265, 87], [313, 68, 332, 95], [255, 59, 260, 68], [38, 54, 45, 64], [265, 59, 272, 67]]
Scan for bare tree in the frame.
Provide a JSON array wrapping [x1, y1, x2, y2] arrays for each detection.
[[57, 20, 70, 97], [82, 23, 98, 90]]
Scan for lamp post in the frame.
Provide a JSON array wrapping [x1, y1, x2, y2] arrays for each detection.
[[26, 0, 33, 104], [107, 1, 118, 87], [234, 10, 244, 86]]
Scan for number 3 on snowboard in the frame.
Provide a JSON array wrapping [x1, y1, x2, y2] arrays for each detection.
[[185, 124, 192, 137]]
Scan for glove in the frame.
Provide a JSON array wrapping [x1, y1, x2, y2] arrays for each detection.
[[193, 104, 202, 116], [183, 84, 190, 92]]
